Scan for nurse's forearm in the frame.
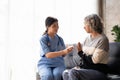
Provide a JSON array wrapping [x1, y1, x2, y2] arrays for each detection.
[[45, 50, 65, 58], [45, 46, 73, 58]]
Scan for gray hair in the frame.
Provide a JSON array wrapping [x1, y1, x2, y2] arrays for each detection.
[[84, 14, 103, 34]]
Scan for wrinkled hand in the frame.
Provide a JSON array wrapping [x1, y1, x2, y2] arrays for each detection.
[[77, 42, 82, 52], [63, 46, 74, 55]]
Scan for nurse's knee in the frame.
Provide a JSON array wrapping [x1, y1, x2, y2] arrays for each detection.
[[40, 73, 53, 80]]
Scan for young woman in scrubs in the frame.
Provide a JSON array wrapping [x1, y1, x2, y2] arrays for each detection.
[[37, 16, 73, 80]]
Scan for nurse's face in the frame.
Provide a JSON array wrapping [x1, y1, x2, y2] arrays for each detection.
[[48, 22, 59, 34]]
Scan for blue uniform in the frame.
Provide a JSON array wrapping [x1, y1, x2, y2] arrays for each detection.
[[38, 34, 66, 80]]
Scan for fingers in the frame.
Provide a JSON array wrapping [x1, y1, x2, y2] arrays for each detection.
[[77, 42, 82, 51], [67, 46, 74, 52], [65, 46, 73, 54], [77, 42, 81, 47]]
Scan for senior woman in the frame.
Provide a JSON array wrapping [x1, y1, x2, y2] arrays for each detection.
[[62, 14, 109, 80]]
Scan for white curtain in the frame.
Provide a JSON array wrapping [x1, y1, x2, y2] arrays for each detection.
[[0, 0, 10, 80], [8, 0, 36, 80], [0, 0, 98, 80]]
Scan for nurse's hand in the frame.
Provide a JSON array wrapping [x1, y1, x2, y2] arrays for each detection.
[[62, 46, 74, 55]]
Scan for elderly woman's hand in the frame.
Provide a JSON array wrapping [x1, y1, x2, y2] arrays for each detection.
[[77, 42, 82, 52]]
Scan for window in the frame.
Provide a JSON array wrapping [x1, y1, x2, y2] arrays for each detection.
[[0, 0, 98, 80]]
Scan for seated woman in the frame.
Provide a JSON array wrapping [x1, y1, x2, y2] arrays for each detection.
[[62, 14, 109, 80], [38, 17, 73, 80]]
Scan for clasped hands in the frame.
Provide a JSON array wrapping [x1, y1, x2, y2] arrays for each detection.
[[63, 42, 82, 55]]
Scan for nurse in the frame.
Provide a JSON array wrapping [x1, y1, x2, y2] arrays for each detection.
[[37, 16, 73, 80]]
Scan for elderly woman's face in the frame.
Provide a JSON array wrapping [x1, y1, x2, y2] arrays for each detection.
[[84, 22, 91, 33]]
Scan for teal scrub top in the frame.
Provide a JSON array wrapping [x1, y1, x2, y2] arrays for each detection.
[[38, 34, 66, 67]]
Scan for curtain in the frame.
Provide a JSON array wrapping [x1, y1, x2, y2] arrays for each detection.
[[0, 0, 98, 80]]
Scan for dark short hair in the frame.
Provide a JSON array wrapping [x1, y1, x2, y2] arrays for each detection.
[[43, 16, 58, 35], [84, 14, 103, 34], [45, 16, 58, 27]]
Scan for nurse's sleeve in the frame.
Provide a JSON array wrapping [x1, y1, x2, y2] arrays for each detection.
[[40, 37, 50, 57]]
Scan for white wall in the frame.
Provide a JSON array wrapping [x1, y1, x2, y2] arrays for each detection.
[[0, 0, 10, 80], [8, 0, 36, 80], [35, 0, 98, 44]]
